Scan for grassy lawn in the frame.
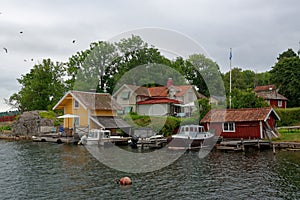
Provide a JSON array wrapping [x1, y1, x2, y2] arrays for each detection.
[[273, 129, 300, 142]]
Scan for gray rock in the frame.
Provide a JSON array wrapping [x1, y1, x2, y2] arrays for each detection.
[[12, 111, 54, 136]]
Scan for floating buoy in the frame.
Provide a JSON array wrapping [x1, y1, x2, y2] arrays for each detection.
[[117, 177, 132, 185]]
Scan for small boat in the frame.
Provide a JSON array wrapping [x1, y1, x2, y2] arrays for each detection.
[[79, 129, 131, 146], [168, 125, 214, 150]]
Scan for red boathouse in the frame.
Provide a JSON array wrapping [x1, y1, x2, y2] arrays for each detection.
[[200, 107, 280, 139]]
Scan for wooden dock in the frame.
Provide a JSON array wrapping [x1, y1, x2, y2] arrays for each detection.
[[216, 139, 300, 152], [138, 138, 168, 149], [32, 134, 79, 144], [216, 139, 271, 151]]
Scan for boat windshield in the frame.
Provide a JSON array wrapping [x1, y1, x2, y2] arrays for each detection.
[[180, 126, 204, 133], [88, 131, 97, 138]]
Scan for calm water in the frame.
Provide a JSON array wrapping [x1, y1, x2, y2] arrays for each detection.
[[1, 140, 300, 200]]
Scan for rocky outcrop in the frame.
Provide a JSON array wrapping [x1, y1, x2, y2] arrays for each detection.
[[12, 111, 54, 136]]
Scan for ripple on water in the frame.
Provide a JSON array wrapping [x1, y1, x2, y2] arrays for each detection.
[[0, 141, 300, 199]]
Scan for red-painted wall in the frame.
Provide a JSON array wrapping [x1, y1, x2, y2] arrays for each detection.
[[270, 99, 286, 108], [205, 121, 261, 139]]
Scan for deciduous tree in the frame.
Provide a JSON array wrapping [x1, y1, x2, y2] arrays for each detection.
[[270, 49, 300, 107], [8, 59, 66, 111]]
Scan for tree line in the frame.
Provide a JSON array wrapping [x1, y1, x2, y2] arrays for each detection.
[[5, 35, 300, 112]]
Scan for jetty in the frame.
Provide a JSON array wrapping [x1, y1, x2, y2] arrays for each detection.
[[137, 137, 168, 149], [216, 138, 300, 153], [216, 139, 272, 151], [32, 133, 79, 144]]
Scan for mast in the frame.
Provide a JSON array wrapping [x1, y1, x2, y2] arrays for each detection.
[[229, 48, 232, 109]]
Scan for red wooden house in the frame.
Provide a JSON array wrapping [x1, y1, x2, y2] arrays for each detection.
[[254, 85, 288, 108], [200, 107, 280, 139]]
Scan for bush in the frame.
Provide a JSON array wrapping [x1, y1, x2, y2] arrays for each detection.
[[39, 110, 62, 127], [275, 107, 300, 126], [122, 113, 197, 137], [0, 125, 11, 131]]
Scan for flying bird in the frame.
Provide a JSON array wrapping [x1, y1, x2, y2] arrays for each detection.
[[3, 47, 8, 53], [20, 31, 23, 34], [72, 40, 76, 43]]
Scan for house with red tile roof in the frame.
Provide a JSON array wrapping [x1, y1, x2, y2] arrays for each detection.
[[200, 107, 280, 139], [113, 78, 205, 116], [254, 84, 288, 108]]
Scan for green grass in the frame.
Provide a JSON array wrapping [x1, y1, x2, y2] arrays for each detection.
[[273, 129, 300, 142]]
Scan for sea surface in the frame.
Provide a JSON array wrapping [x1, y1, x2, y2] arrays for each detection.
[[0, 140, 300, 200]]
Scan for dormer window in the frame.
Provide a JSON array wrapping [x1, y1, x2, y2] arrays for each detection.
[[121, 91, 130, 100], [169, 88, 176, 98]]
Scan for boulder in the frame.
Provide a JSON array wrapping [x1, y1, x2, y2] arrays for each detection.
[[12, 111, 54, 136]]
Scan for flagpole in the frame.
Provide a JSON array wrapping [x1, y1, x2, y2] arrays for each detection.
[[229, 48, 232, 109]]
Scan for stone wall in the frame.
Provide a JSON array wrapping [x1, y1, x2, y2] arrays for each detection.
[[12, 111, 54, 136]]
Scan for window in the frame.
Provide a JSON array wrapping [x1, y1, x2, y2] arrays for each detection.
[[222, 122, 235, 132], [121, 91, 130, 100], [74, 117, 80, 127], [278, 100, 282, 107], [74, 100, 79, 109]]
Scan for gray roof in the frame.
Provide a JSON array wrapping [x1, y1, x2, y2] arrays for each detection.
[[91, 116, 131, 129], [71, 91, 122, 110], [256, 91, 288, 100]]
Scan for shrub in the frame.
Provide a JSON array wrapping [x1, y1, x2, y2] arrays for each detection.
[[0, 125, 11, 131], [275, 107, 300, 126]]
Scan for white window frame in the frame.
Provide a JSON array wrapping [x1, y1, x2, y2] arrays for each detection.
[[74, 117, 80, 127], [222, 122, 235, 132], [74, 100, 79, 109], [278, 100, 282, 107]]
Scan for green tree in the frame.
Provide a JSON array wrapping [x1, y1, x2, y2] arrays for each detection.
[[8, 59, 66, 111], [230, 88, 268, 109], [187, 54, 225, 97], [270, 49, 300, 107], [78, 41, 117, 92], [195, 98, 211, 120], [254, 71, 271, 86], [65, 50, 90, 90], [277, 48, 297, 60], [108, 47, 173, 93], [116, 34, 148, 54], [223, 68, 249, 93]]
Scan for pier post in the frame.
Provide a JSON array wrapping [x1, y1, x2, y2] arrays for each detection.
[[241, 138, 245, 152], [273, 143, 276, 154]]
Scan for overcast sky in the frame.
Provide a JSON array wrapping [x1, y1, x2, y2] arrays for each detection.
[[0, 0, 299, 112]]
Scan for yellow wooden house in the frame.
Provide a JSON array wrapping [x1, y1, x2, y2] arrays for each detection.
[[53, 91, 131, 135]]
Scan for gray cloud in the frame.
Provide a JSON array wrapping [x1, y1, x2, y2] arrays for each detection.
[[0, 0, 300, 111]]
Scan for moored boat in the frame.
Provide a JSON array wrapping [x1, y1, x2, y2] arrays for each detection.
[[79, 129, 131, 146], [168, 125, 214, 150]]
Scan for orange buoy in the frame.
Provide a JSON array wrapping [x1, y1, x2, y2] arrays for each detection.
[[118, 177, 132, 185]]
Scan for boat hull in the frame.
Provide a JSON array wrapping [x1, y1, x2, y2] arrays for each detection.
[[167, 138, 205, 150]]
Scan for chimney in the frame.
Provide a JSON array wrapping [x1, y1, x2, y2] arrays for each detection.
[[166, 78, 173, 87]]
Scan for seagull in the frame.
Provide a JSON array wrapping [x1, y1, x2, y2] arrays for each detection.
[[3, 48, 8, 53]]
